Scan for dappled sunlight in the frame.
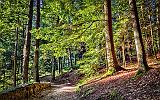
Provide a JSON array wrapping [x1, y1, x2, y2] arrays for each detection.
[[56, 86, 76, 92], [0, 0, 160, 99]]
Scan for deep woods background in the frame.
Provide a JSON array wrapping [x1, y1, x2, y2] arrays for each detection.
[[0, 0, 160, 92]]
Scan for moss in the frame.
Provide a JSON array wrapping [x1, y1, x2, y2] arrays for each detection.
[[131, 69, 144, 80], [136, 69, 144, 76], [76, 85, 81, 93], [107, 67, 116, 76], [0, 83, 51, 100]]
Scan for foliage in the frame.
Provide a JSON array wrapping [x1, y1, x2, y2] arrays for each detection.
[[0, 0, 159, 93]]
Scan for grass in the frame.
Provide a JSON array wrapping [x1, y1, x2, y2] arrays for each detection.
[[76, 69, 113, 93]]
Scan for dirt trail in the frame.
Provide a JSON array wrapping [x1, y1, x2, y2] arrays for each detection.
[[79, 69, 160, 100], [30, 83, 77, 100], [30, 70, 136, 100], [29, 68, 160, 100]]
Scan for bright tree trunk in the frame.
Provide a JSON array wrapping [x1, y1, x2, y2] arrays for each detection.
[[104, 0, 123, 72], [74, 54, 77, 66], [63, 56, 66, 68], [33, 0, 40, 82], [58, 57, 61, 74], [20, 24, 25, 74], [129, 0, 149, 72], [68, 48, 73, 69], [22, 0, 33, 83]]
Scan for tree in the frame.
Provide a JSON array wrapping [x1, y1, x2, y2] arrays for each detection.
[[13, 26, 18, 87], [129, 0, 149, 73], [158, 0, 160, 49], [33, 0, 40, 82], [51, 56, 56, 81], [104, 0, 124, 73], [22, 0, 34, 83]]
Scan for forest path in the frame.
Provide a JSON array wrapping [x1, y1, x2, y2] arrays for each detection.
[[30, 83, 77, 100], [30, 58, 160, 100], [30, 70, 136, 100]]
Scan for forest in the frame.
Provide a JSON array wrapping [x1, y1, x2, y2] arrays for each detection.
[[0, 0, 160, 100]]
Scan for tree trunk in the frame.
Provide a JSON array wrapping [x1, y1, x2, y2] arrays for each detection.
[[60, 57, 63, 74], [122, 33, 126, 68], [158, 0, 160, 50], [22, 0, 33, 83], [149, 15, 154, 56], [104, 0, 123, 72], [21, 24, 25, 75], [74, 53, 77, 66], [63, 56, 65, 68], [129, 0, 149, 72], [51, 56, 56, 81], [58, 57, 61, 74], [33, 0, 40, 82], [13, 27, 18, 87], [33, 39, 40, 82], [68, 48, 73, 69]]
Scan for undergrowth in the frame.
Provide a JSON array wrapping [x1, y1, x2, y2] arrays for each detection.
[[97, 90, 124, 100]]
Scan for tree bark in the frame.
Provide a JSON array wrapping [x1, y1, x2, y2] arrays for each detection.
[[104, 0, 123, 72], [74, 53, 77, 66], [13, 27, 18, 87], [122, 33, 126, 68], [63, 56, 65, 68], [22, 0, 33, 83], [129, 0, 149, 72], [148, 15, 154, 56], [21, 24, 25, 74], [158, 0, 160, 50], [51, 56, 56, 81], [60, 57, 63, 74], [68, 48, 73, 69], [33, 0, 40, 82], [58, 57, 61, 74]]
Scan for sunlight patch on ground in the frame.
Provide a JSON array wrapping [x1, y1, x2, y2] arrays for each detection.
[[56, 86, 76, 92]]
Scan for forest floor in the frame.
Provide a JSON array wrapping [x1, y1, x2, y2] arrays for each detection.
[[30, 57, 160, 100]]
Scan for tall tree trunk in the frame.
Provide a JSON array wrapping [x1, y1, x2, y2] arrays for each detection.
[[128, 41, 132, 63], [33, 0, 40, 82], [58, 57, 61, 74], [104, 0, 123, 72], [51, 56, 56, 81], [13, 27, 18, 87], [63, 56, 65, 68], [129, 0, 149, 72], [122, 33, 126, 68], [60, 57, 63, 74], [149, 15, 154, 56], [74, 53, 77, 66], [22, 0, 33, 83], [21, 24, 25, 74], [158, 0, 160, 50], [68, 48, 73, 69]]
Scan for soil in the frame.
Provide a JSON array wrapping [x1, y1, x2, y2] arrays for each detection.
[[30, 58, 160, 100]]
